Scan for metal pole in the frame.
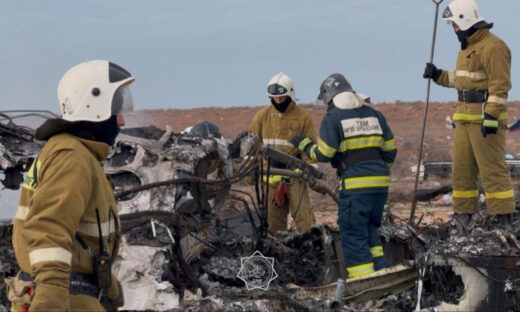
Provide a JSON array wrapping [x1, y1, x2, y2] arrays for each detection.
[[409, 0, 444, 224]]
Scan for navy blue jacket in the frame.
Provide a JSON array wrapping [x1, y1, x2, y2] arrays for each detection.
[[306, 105, 397, 195]]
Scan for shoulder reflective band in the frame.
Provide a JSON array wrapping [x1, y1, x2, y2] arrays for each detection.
[[29, 247, 72, 266]]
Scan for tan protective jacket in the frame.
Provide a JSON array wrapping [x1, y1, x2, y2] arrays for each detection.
[[12, 133, 121, 309], [436, 29, 511, 123], [249, 101, 317, 166]]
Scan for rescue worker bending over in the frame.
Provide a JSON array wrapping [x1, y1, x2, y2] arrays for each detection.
[[423, 0, 514, 231], [7, 60, 134, 311], [291, 73, 397, 278], [248, 72, 317, 235]]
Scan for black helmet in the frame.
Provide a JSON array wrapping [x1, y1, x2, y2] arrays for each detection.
[[190, 121, 222, 139], [317, 73, 354, 106]]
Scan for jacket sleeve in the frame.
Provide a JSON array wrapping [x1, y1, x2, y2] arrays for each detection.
[[435, 70, 456, 88], [378, 112, 397, 167], [307, 114, 340, 163], [22, 149, 91, 310], [481, 43, 512, 118], [302, 113, 318, 164]]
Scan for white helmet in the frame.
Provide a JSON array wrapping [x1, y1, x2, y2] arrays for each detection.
[[267, 72, 295, 102], [57, 60, 135, 122], [442, 0, 485, 31]]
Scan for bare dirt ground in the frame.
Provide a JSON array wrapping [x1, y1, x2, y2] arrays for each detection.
[[126, 101, 520, 228]]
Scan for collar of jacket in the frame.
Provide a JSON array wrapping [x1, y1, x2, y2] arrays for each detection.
[[270, 100, 296, 115], [467, 28, 489, 46], [332, 92, 370, 109], [64, 133, 110, 161]]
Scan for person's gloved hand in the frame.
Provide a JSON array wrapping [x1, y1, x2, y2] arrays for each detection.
[[290, 135, 314, 153], [481, 113, 498, 137], [423, 63, 442, 81]]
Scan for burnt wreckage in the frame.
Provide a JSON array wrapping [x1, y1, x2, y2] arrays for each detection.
[[1, 112, 520, 311]]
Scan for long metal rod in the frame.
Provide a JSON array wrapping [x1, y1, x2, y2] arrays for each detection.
[[410, 0, 444, 224]]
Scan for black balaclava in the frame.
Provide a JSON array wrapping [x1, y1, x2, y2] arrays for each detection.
[[270, 96, 292, 113], [456, 26, 479, 50], [66, 115, 120, 146]]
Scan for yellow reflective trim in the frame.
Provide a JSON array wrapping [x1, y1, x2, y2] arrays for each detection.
[[485, 190, 514, 200], [14, 205, 29, 221], [317, 139, 337, 157], [309, 145, 318, 161], [22, 159, 41, 191], [453, 112, 507, 121], [370, 246, 384, 258], [298, 137, 312, 151], [488, 95, 508, 105], [382, 139, 396, 152], [483, 119, 498, 128], [340, 176, 390, 190], [347, 262, 375, 278], [339, 136, 384, 152], [77, 220, 116, 237], [455, 70, 487, 80], [29, 247, 72, 266], [448, 70, 456, 87], [387, 163, 393, 168], [262, 138, 292, 147], [263, 174, 283, 185], [453, 189, 479, 198]]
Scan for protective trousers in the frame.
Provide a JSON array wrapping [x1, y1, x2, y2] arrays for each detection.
[[453, 122, 515, 215], [338, 193, 388, 278], [267, 178, 316, 235]]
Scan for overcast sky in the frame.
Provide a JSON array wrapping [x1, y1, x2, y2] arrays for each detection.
[[0, 0, 518, 113]]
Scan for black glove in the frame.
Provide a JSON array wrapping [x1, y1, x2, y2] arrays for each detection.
[[290, 135, 314, 153], [228, 131, 248, 158], [481, 113, 498, 137], [423, 63, 442, 81]]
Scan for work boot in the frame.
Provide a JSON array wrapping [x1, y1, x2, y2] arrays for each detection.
[[449, 213, 473, 236], [495, 214, 514, 231], [373, 257, 389, 271]]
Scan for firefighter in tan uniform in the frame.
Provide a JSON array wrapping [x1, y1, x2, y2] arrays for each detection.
[[6, 60, 135, 311], [249, 72, 317, 235], [424, 0, 514, 230]]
